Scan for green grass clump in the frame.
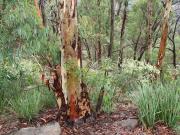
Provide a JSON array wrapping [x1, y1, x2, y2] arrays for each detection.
[[9, 87, 56, 121], [133, 82, 180, 128], [9, 90, 42, 121]]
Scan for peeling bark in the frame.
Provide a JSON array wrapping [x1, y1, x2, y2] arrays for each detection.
[[156, 0, 172, 69], [59, 0, 91, 121]]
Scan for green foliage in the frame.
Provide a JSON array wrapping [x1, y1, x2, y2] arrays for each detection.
[[114, 59, 159, 91], [0, 60, 56, 119], [0, 0, 60, 65], [83, 58, 161, 113], [9, 90, 42, 121], [132, 82, 180, 128], [9, 87, 56, 121], [0, 63, 21, 111], [40, 88, 56, 108], [83, 59, 116, 113]]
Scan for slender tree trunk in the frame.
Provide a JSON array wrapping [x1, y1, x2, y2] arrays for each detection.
[[108, 0, 115, 58], [172, 42, 176, 68], [145, 0, 153, 63], [133, 30, 142, 60], [118, 0, 128, 67], [156, 0, 172, 69], [138, 47, 145, 61], [169, 16, 180, 68], [95, 87, 104, 113], [97, 40, 101, 63], [83, 39, 92, 61], [77, 36, 82, 68], [97, 0, 101, 64], [116, 0, 122, 16]]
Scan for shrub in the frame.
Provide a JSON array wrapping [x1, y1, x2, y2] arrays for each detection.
[[132, 82, 180, 128], [83, 58, 160, 113], [114, 59, 160, 92], [83, 59, 116, 113]]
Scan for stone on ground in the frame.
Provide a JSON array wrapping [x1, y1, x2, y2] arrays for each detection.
[[10, 122, 61, 135], [115, 118, 138, 130]]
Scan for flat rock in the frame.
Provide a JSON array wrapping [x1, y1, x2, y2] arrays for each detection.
[[115, 118, 138, 130], [10, 122, 61, 135]]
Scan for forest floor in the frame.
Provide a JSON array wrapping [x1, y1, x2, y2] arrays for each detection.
[[0, 103, 177, 135]]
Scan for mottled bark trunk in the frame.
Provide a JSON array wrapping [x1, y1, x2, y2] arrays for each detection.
[[156, 0, 172, 69], [118, 0, 128, 67], [145, 0, 153, 63], [108, 0, 114, 58], [50, 68, 67, 120], [60, 0, 79, 120], [59, 0, 91, 121]]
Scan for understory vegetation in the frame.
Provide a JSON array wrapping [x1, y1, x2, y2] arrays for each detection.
[[132, 80, 180, 128], [0, 0, 180, 133]]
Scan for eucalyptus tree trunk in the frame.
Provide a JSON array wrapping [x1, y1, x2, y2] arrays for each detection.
[[59, 0, 91, 121], [118, 0, 128, 68], [97, 0, 101, 64], [108, 0, 115, 58], [156, 0, 172, 69], [145, 0, 153, 63]]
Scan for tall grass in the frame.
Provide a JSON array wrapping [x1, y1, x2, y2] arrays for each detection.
[[9, 87, 56, 121], [9, 90, 42, 121], [0, 80, 21, 112], [132, 82, 180, 128]]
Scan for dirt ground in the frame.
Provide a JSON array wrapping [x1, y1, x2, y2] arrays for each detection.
[[0, 103, 176, 135]]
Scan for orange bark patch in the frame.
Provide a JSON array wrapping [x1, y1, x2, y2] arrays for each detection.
[[156, 23, 168, 69], [69, 95, 78, 120]]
